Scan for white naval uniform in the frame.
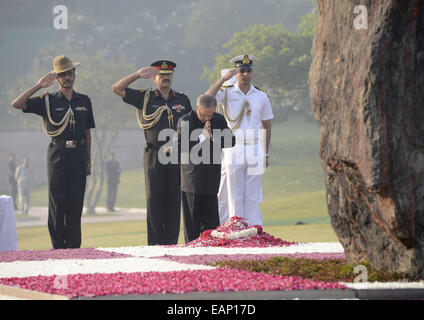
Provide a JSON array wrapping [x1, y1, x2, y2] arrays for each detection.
[[216, 84, 273, 226]]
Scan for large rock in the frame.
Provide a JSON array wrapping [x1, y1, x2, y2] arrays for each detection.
[[309, 0, 424, 275]]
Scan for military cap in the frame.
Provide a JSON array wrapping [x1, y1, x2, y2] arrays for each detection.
[[53, 55, 80, 74], [229, 54, 256, 70], [151, 60, 176, 74]]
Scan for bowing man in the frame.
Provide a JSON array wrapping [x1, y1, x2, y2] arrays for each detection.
[[176, 94, 235, 242]]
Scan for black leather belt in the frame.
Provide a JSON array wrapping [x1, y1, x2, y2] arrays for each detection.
[[51, 138, 85, 148]]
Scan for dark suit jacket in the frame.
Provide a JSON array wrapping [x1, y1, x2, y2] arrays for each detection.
[[176, 110, 235, 195]]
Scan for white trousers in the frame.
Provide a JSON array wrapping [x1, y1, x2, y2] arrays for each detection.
[[18, 185, 31, 215], [218, 143, 265, 226]]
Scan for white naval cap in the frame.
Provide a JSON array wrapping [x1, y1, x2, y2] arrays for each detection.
[[229, 54, 257, 65]]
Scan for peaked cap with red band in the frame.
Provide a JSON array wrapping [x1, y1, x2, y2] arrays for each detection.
[[150, 60, 176, 74]]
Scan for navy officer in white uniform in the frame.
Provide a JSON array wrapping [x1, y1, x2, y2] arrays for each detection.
[[205, 54, 273, 226]]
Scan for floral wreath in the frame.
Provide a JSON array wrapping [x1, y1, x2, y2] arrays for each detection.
[[211, 216, 262, 240]]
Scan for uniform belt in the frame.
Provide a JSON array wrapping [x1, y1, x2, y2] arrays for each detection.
[[236, 139, 259, 145], [51, 138, 85, 148]]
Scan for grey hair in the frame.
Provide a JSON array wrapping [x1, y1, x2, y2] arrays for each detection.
[[196, 94, 217, 108]]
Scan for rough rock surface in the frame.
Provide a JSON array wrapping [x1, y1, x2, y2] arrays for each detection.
[[309, 0, 424, 275]]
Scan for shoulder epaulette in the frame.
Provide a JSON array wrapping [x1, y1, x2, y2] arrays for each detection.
[[171, 90, 187, 97], [74, 92, 91, 101], [219, 85, 233, 91], [254, 85, 269, 96]]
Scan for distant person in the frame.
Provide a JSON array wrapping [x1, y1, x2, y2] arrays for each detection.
[[7, 154, 18, 210], [15, 157, 34, 215], [112, 60, 192, 245], [11, 55, 95, 249], [205, 54, 273, 226], [176, 94, 235, 243], [105, 152, 121, 212]]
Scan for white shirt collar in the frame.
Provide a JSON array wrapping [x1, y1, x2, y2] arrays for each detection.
[[234, 83, 255, 95]]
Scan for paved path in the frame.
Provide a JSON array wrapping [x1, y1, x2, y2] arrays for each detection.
[[15, 207, 146, 228]]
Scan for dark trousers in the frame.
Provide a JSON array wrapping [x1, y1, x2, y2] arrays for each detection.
[[8, 179, 17, 209], [181, 191, 220, 243], [47, 143, 87, 249], [144, 148, 181, 245], [106, 182, 118, 210]]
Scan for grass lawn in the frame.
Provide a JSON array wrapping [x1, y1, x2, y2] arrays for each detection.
[[211, 257, 415, 283], [17, 221, 147, 250], [17, 118, 339, 249]]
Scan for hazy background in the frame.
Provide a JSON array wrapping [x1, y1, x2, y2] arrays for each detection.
[[0, 0, 316, 124], [1, 0, 339, 248], [1, 0, 317, 190]]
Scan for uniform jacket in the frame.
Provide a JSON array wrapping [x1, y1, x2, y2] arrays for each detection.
[[24, 91, 96, 141], [122, 87, 191, 147], [176, 111, 235, 195]]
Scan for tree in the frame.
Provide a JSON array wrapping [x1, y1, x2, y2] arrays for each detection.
[[201, 9, 317, 122], [72, 52, 135, 213], [183, 0, 316, 55], [2, 1, 317, 125]]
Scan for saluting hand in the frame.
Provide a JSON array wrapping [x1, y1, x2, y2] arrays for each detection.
[[136, 66, 159, 79], [37, 71, 57, 88], [221, 68, 239, 82]]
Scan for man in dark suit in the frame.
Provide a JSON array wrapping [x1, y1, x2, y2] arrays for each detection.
[[176, 94, 235, 243]]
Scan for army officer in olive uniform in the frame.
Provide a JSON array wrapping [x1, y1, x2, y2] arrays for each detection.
[[12, 55, 95, 249], [112, 60, 191, 245]]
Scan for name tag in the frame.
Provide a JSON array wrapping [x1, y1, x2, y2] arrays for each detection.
[[55, 108, 65, 111]]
